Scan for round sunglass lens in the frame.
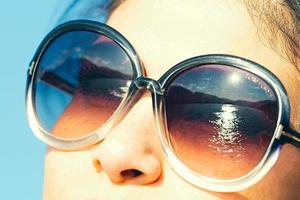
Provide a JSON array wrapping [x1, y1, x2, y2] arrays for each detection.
[[33, 30, 134, 139], [165, 64, 278, 179]]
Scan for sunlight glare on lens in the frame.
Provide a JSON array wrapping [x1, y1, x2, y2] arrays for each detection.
[[209, 104, 245, 158], [229, 72, 241, 85], [110, 80, 131, 98]]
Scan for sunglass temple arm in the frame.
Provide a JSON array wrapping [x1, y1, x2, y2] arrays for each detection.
[[280, 128, 300, 148]]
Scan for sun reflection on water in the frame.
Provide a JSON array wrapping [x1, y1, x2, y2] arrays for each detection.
[[209, 104, 245, 158]]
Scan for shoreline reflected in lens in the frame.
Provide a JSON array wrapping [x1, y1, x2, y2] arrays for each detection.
[[165, 64, 278, 179], [34, 30, 134, 139]]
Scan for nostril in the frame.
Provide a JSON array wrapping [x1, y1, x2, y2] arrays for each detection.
[[121, 169, 143, 180]]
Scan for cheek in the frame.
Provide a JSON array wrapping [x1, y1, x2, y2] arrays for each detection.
[[52, 93, 119, 138], [43, 151, 233, 200], [242, 144, 300, 199], [162, 144, 300, 199], [274, 65, 300, 131], [43, 150, 106, 199], [42, 140, 300, 199]]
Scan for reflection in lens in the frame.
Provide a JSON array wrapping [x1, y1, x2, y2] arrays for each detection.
[[165, 64, 278, 179], [33, 31, 134, 139], [209, 104, 244, 157]]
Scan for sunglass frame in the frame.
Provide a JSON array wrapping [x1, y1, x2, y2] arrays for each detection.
[[26, 20, 300, 192]]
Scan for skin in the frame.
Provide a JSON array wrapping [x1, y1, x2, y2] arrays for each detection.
[[43, 0, 300, 199]]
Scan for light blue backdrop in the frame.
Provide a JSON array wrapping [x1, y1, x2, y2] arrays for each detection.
[[0, 1, 70, 199]]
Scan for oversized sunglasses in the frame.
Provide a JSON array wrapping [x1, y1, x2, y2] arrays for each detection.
[[26, 20, 300, 192]]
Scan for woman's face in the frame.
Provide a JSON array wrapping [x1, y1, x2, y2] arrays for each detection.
[[43, 1, 300, 199]]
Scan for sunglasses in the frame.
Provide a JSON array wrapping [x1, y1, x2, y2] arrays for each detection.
[[26, 20, 300, 192]]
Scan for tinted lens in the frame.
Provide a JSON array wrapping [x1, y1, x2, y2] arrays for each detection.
[[33, 30, 134, 139], [165, 64, 278, 179]]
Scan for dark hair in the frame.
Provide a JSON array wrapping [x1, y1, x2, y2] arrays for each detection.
[[59, 0, 299, 69], [245, 0, 299, 70]]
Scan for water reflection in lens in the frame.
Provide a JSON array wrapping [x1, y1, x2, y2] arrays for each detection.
[[34, 30, 134, 138], [165, 64, 278, 179], [209, 104, 245, 159]]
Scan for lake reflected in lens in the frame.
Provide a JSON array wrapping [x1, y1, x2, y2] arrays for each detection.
[[209, 104, 245, 159], [165, 64, 278, 179]]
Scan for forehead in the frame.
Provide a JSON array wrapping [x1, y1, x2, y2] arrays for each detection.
[[106, 1, 299, 84]]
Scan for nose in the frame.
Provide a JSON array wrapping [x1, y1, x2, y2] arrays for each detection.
[[91, 94, 162, 184]]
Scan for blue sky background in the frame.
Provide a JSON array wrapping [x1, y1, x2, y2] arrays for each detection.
[[0, 1, 69, 199]]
